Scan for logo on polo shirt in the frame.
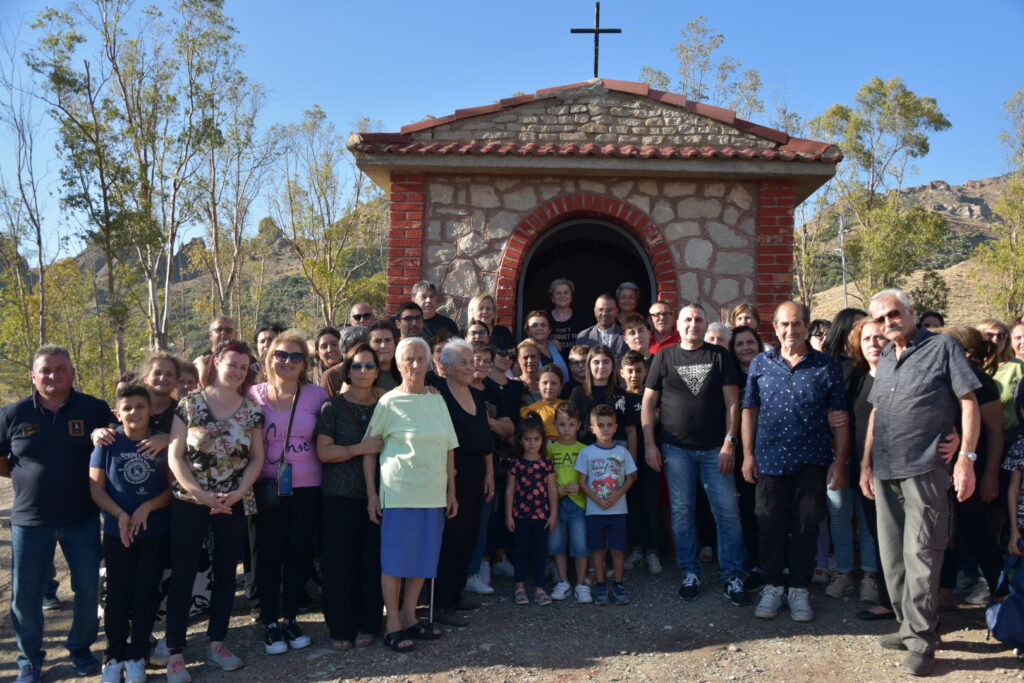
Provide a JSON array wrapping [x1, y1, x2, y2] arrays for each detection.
[[68, 420, 85, 437], [21, 424, 40, 436]]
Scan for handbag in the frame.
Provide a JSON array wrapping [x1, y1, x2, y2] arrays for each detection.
[[254, 384, 301, 511]]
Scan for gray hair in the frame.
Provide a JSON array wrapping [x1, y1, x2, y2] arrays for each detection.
[[871, 288, 914, 311], [439, 337, 473, 370], [395, 336, 430, 362], [33, 345, 72, 365], [411, 280, 437, 297], [339, 325, 369, 354], [616, 281, 640, 297], [549, 278, 575, 295], [707, 322, 731, 340]]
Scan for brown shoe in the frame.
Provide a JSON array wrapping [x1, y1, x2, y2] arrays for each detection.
[[903, 652, 935, 676]]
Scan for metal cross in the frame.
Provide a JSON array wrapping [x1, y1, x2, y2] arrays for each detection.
[[570, 2, 622, 79]]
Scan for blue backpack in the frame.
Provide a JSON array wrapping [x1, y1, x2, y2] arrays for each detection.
[[986, 554, 1024, 650]]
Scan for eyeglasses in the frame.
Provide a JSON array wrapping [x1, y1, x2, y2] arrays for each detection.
[[649, 311, 672, 318], [872, 309, 902, 325], [352, 313, 373, 321], [350, 362, 377, 371], [473, 357, 493, 366], [212, 326, 235, 334], [273, 350, 306, 364], [984, 331, 1008, 340], [400, 315, 423, 323], [495, 350, 514, 359], [569, 360, 587, 366], [812, 331, 828, 339]]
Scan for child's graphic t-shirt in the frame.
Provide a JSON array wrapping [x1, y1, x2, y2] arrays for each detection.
[[89, 430, 170, 539], [510, 456, 555, 520], [547, 440, 586, 509], [575, 443, 637, 516]]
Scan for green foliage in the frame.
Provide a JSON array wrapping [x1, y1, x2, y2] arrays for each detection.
[[1002, 85, 1024, 171], [909, 270, 950, 317], [973, 174, 1024, 319]]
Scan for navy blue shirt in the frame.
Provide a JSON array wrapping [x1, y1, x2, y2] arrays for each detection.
[[89, 431, 170, 539], [0, 390, 113, 526], [743, 347, 847, 476]]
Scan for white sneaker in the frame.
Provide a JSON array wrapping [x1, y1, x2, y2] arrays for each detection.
[[479, 560, 492, 585], [551, 581, 572, 600], [207, 643, 243, 671], [755, 585, 786, 619], [148, 638, 169, 667], [465, 573, 495, 595], [493, 557, 515, 577], [574, 584, 593, 603], [787, 587, 814, 622], [965, 577, 991, 605], [859, 574, 880, 603], [954, 570, 974, 595], [646, 552, 663, 575], [165, 659, 191, 683], [101, 658, 123, 683], [825, 572, 856, 599], [625, 551, 644, 570], [124, 658, 147, 683]]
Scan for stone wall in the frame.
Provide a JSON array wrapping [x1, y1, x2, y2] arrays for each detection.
[[417, 173, 759, 325], [408, 83, 772, 149]]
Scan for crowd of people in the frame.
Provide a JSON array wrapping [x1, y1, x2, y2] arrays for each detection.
[[3, 277, 1024, 681]]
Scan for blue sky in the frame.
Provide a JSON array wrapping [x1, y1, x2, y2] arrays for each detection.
[[3, 0, 1023, 248]]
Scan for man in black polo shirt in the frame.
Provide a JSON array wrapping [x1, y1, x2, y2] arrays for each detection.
[[412, 280, 459, 339], [861, 289, 981, 677], [0, 346, 113, 682]]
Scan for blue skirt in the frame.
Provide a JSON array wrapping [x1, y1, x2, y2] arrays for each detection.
[[380, 507, 446, 578]]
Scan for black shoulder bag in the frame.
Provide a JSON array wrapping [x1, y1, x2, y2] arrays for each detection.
[[254, 384, 301, 511]]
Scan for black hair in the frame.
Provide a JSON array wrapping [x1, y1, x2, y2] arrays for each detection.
[[254, 321, 285, 346], [728, 325, 764, 359], [396, 301, 423, 318], [116, 383, 151, 404], [822, 308, 868, 358], [918, 311, 945, 328], [513, 414, 548, 459], [590, 403, 617, 421]]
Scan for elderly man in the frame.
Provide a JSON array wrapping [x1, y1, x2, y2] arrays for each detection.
[[742, 301, 849, 624], [642, 303, 747, 606], [411, 281, 458, 338], [576, 294, 627, 357], [648, 300, 680, 355], [861, 289, 980, 676], [0, 346, 113, 682], [193, 315, 237, 386], [349, 302, 376, 328]]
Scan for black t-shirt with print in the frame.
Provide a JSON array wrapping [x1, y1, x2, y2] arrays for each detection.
[[569, 384, 628, 445]]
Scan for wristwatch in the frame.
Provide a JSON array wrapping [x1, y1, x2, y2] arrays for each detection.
[[724, 435, 738, 445], [959, 451, 978, 462]]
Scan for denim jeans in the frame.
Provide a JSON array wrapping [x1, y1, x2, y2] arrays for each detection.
[[467, 494, 495, 576], [662, 444, 744, 578], [547, 497, 588, 558], [11, 516, 101, 671], [827, 485, 878, 573]]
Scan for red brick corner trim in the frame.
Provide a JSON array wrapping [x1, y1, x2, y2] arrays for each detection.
[[385, 173, 426, 314], [755, 180, 795, 338], [494, 193, 678, 328]]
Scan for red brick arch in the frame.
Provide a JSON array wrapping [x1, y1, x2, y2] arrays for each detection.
[[494, 192, 677, 328]]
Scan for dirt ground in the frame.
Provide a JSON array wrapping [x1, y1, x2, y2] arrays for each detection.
[[1, 478, 1022, 682]]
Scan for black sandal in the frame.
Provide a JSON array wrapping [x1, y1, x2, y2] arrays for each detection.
[[404, 620, 442, 640], [383, 630, 415, 652]]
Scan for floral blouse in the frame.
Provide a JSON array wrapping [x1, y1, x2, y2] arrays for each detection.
[[172, 391, 264, 515]]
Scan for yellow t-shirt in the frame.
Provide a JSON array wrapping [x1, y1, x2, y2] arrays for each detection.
[[547, 440, 586, 509], [521, 398, 565, 440], [367, 390, 459, 509]]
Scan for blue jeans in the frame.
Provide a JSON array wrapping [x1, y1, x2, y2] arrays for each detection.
[[11, 516, 101, 671], [467, 494, 495, 576], [547, 497, 588, 558], [827, 485, 878, 573], [662, 444, 744, 578]]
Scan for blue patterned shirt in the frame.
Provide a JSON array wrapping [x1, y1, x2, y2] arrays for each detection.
[[743, 347, 847, 476]]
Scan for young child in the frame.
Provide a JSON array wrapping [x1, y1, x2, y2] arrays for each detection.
[[521, 364, 566, 439], [89, 384, 172, 683], [505, 416, 559, 606], [619, 350, 662, 574], [576, 404, 637, 606], [561, 344, 591, 398], [546, 402, 591, 602]]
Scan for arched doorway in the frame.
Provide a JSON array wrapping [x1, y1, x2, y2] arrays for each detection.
[[517, 219, 657, 330]]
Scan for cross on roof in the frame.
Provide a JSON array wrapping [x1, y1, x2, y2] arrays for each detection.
[[570, 2, 622, 79]]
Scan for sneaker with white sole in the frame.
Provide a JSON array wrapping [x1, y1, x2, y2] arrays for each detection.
[[678, 572, 701, 601], [574, 584, 593, 603], [625, 551, 644, 570], [264, 622, 288, 655], [859, 574, 880, 603], [551, 580, 572, 600], [465, 573, 495, 595], [825, 572, 856, 599], [207, 643, 244, 671], [965, 577, 991, 605], [646, 552, 663, 574], [724, 576, 750, 606], [479, 560, 492, 585], [124, 658, 147, 683], [755, 584, 786, 619], [101, 658, 123, 683], [165, 659, 191, 683], [787, 587, 814, 622], [148, 637, 169, 667], [492, 557, 515, 577], [283, 620, 311, 649]]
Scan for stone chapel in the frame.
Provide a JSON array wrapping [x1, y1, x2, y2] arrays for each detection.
[[348, 79, 841, 336]]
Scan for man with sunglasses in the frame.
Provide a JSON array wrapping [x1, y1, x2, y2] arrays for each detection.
[[194, 316, 238, 388], [861, 289, 981, 676], [648, 301, 680, 356], [349, 302, 376, 328]]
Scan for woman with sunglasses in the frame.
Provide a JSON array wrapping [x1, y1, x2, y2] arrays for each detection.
[[977, 318, 1024, 442], [247, 331, 328, 656], [316, 342, 385, 649]]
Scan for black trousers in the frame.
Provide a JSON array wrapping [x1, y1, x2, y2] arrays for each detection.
[[513, 518, 549, 587], [320, 496, 383, 640], [254, 486, 320, 624], [103, 532, 169, 661], [435, 454, 486, 610], [939, 489, 1003, 593], [627, 457, 663, 553], [857, 488, 892, 608], [166, 498, 245, 654], [755, 464, 827, 588], [734, 465, 759, 570]]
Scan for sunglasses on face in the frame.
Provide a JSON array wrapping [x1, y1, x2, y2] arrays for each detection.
[[350, 362, 377, 371], [985, 331, 1008, 340], [352, 313, 373, 321], [273, 350, 306, 364], [873, 309, 902, 325], [495, 350, 514, 359], [400, 315, 423, 323]]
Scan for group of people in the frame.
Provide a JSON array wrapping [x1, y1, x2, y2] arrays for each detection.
[[3, 276, 1023, 681]]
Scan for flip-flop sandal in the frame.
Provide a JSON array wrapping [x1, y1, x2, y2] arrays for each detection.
[[534, 590, 553, 606], [404, 621, 442, 640], [383, 630, 414, 652], [514, 588, 529, 605], [355, 632, 374, 648]]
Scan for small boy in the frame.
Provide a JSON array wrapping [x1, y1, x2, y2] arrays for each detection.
[[576, 404, 637, 606], [546, 403, 591, 603], [521, 364, 566, 439], [561, 344, 591, 398], [89, 384, 171, 683]]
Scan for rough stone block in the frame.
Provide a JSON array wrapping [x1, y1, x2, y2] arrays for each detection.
[[635, 180, 658, 196], [652, 200, 675, 225], [664, 181, 698, 198], [722, 206, 739, 226], [610, 181, 633, 199], [503, 187, 537, 211], [457, 232, 488, 258], [708, 222, 749, 248], [737, 217, 756, 235], [441, 258, 482, 300], [729, 184, 753, 211], [427, 220, 442, 242], [484, 211, 521, 240], [664, 220, 701, 241], [713, 252, 754, 274], [470, 184, 501, 208], [685, 238, 714, 269], [704, 183, 727, 198], [678, 197, 722, 219], [579, 179, 608, 194], [680, 271, 699, 301], [427, 244, 455, 265], [712, 278, 740, 304], [444, 217, 473, 241], [627, 195, 651, 215], [429, 183, 454, 205]]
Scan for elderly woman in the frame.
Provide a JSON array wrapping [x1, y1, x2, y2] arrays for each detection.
[[365, 337, 458, 653], [468, 293, 515, 350], [165, 341, 264, 680], [705, 322, 731, 349], [433, 338, 495, 626], [616, 281, 641, 325], [524, 309, 569, 376], [549, 278, 590, 350], [316, 342, 385, 650], [247, 331, 328, 654]]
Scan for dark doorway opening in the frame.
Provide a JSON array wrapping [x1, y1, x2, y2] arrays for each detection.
[[517, 219, 656, 331]]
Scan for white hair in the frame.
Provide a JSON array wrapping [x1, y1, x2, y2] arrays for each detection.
[[707, 322, 731, 339], [870, 288, 914, 311], [395, 336, 430, 362], [439, 337, 473, 370]]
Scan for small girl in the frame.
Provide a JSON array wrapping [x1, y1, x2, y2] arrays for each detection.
[[520, 364, 566, 439], [505, 415, 558, 606]]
